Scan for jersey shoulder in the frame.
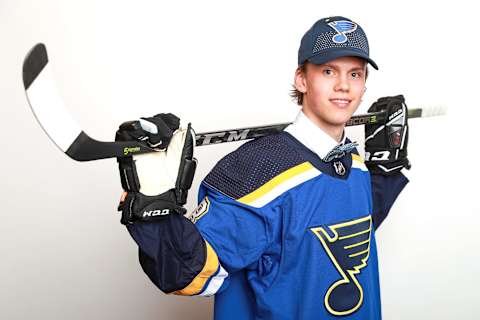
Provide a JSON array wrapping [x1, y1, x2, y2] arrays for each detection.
[[203, 132, 315, 206]]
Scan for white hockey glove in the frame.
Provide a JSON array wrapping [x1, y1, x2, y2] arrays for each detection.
[[365, 95, 411, 175], [115, 113, 197, 224]]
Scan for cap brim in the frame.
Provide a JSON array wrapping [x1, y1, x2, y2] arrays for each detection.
[[307, 49, 378, 70]]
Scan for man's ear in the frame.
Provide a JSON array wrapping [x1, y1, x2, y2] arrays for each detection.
[[294, 66, 307, 93]]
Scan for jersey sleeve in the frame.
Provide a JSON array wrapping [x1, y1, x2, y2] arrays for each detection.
[[192, 182, 270, 273], [127, 182, 271, 298], [127, 214, 226, 297], [370, 171, 409, 229]]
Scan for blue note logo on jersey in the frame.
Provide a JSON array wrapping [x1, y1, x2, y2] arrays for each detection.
[[328, 20, 358, 44], [310, 215, 372, 316]]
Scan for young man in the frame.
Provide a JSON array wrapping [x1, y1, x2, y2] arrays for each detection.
[[115, 16, 409, 319]]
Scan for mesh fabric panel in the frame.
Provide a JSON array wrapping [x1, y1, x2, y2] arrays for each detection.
[[204, 134, 305, 200], [313, 30, 369, 54]]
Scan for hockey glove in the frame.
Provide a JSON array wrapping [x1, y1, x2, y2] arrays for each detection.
[[115, 113, 197, 224], [365, 95, 410, 175]]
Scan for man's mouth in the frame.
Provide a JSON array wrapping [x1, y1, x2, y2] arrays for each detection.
[[329, 98, 352, 108]]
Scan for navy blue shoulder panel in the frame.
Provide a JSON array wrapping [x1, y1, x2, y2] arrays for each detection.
[[203, 133, 306, 199]]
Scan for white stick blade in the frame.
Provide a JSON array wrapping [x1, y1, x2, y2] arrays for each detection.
[[23, 44, 82, 152]]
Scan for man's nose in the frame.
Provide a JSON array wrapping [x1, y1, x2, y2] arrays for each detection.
[[334, 75, 350, 92]]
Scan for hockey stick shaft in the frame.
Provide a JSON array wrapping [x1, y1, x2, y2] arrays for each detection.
[[62, 108, 426, 160], [195, 108, 424, 146], [23, 43, 445, 162]]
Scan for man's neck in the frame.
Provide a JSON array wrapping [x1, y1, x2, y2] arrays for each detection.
[[302, 108, 345, 143]]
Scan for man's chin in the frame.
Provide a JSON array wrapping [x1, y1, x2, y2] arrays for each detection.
[[328, 114, 354, 126]]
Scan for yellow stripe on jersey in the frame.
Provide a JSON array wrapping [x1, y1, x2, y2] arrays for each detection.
[[352, 154, 364, 163], [172, 241, 219, 296], [237, 162, 316, 205], [351, 154, 368, 171]]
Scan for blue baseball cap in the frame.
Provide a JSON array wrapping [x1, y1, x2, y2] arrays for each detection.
[[298, 16, 378, 70]]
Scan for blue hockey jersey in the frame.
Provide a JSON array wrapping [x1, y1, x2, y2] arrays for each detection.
[[128, 111, 408, 319]]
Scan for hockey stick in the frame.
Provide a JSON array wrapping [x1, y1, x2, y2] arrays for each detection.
[[23, 43, 446, 161], [195, 107, 442, 146]]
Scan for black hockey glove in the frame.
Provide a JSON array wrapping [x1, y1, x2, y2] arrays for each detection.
[[365, 95, 411, 175], [115, 113, 197, 225]]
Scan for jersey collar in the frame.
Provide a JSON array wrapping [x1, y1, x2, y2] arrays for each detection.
[[285, 110, 347, 159]]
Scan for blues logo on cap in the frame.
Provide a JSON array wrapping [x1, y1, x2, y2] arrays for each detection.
[[328, 20, 358, 44], [298, 16, 378, 70]]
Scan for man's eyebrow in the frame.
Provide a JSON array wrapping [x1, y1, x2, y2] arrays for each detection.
[[322, 64, 366, 72], [349, 67, 366, 72], [322, 63, 338, 69]]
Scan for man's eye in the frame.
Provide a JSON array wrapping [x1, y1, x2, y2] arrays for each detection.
[[351, 72, 362, 79], [323, 69, 333, 75]]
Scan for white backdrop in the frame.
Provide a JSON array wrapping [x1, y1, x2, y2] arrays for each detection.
[[1, 1, 478, 319]]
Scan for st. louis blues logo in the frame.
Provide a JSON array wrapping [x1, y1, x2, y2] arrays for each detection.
[[310, 215, 372, 316], [328, 20, 357, 44]]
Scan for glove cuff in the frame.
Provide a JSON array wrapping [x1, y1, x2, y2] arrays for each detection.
[[366, 158, 410, 176], [118, 190, 187, 225]]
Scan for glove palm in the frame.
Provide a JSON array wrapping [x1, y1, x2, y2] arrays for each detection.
[[116, 113, 196, 224]]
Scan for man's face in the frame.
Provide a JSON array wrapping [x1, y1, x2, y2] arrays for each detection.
[[294, 56, 367, 136]]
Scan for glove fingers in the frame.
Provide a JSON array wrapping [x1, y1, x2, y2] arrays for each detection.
[[116, 120, 148, 142], [117, 113, 182, 150], [367, 94, 405, 113], [142, 113, 181, 147], [153, 113, 180, 131], [140, 117, 175, 149]]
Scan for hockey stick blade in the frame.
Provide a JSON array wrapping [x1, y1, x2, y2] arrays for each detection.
[[23, 43, 447, 161], [23, 43, 156, 161]]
